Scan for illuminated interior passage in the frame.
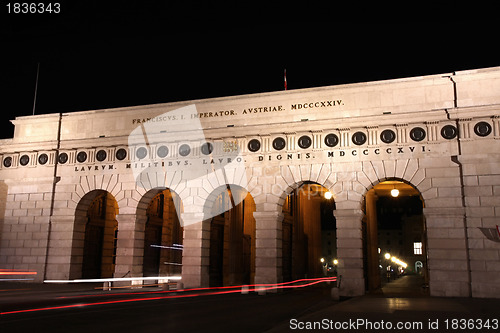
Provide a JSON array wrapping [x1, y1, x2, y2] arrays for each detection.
[[208, 186, 256, 287], [363, 180, 428, 293], [80, 191, 119, 279], [143, 189, 183, 277], [281, 182, 336, 282]]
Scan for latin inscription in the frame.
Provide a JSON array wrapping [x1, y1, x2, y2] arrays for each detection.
[[130, 99, 344, 124]]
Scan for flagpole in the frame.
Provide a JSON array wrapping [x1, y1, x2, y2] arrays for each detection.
[[284, 68, 287, 90], [32, 62, 40, 115]]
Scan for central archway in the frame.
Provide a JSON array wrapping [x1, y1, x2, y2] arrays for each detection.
[[206, 185, 256, 287], [363, 179, 428, 295], [281, 182, 336, 282], [143, 189, 183, 277]]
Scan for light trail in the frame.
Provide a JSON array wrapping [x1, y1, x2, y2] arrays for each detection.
[[1, 276, 337, 316], [57, 276, 337, 299], [0, 269, 37, 275]]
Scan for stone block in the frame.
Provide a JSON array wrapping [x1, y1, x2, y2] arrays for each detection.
[[431, 177, 462, 187], [469, 249, 499, 261], [428, 249, 467, 260], [465, 185, 493, 197], [478, 175, 500, 186]]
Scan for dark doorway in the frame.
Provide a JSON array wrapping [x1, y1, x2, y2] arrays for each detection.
[[81, 191, 118, 279], [209, 217, 225, 287], [208, 186, 256, 287], [82, 224, 104, 279]]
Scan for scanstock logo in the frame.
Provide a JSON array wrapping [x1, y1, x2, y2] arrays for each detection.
[[128, 104, 248, 226]]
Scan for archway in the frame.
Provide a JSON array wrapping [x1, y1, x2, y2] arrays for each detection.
[[281, 182, 336, 282], [207, 185, 256, 287], [74, 190, 119, 279], [363, 179, 428, 294], [143, 189, 183, 277]]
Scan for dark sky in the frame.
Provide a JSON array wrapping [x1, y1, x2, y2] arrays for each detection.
[[1, 5, 498, 139]]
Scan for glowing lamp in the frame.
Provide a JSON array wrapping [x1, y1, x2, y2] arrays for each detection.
[[390, 188, 399, 197], [333, 259, 338, 265], [384, 253, 391, 260], [324, 191, 333, 200]]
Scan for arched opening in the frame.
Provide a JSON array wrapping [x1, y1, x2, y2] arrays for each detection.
[[363, 179, 428, 295], [78, 190, 119, 279], [281, 182, 336, 282], [207, 185, 256, 287], [143, 189, 183, 277]]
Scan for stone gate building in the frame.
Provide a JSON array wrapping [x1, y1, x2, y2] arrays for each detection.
[[1, 67, 499, 298]]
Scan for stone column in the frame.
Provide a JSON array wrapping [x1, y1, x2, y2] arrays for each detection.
[[335, 208, 365, 297], [114, 213, 144, 278], [364, 190, 380, 291], [424, 207, 471, 297], [45, 215, 77, 281], [253, 211, 282, 285], [181, 212, 209, 288]]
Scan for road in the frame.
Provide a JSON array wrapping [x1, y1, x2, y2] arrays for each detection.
[[2, 276, 500, 332], [0, 281, 336, 333]]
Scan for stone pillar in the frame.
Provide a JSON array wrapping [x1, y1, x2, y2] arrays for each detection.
[[45, 215, 77, 281], [253, 211, 282, 285], [335, 208, 365, 297], [114, 213, 144, 278], [364, 190, 380, 291], [424, 207, 471, 297], [181, 212, 209, 288]]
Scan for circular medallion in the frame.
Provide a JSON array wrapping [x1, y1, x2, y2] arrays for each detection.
[[201, 142, 213, 155], [38, 153, 48, 165], [352, 131, 367, 146], [179, 144, 191, 156], [116, 148, 127, 161], [474, 121, 492, 137], [324, 133, 339, 147], [96, 150, 107, 162], [410, 127, 426, 142], [136, 147, 148, 160], [248, 139, 261, 152], [77, 151, 87, 163], [58, 152, 68, 164], [157, 145, 169, 158], [441, 125, 458, 140], [298, 135, 312, 149], [380, 129, 396, 144], [3, 156, 12, 168], [272, 137, 286, 151], [20, 154, 30, 166]]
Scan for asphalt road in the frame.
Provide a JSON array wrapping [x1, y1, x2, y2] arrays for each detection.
[[0, 284, 336, 333]]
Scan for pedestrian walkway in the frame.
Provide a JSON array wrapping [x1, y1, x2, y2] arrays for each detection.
[[375, 274, 429, 297], [267, 275, 500, 332]]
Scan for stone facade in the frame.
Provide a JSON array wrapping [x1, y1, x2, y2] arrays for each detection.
[[1, 67, 499, 298]]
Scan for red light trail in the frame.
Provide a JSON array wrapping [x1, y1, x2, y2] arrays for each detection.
[[0, 269, 37, 275], [0, 276, 337, 316]]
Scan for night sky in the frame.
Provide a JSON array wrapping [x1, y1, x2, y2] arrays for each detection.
[[1, 5, 498, 139]]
